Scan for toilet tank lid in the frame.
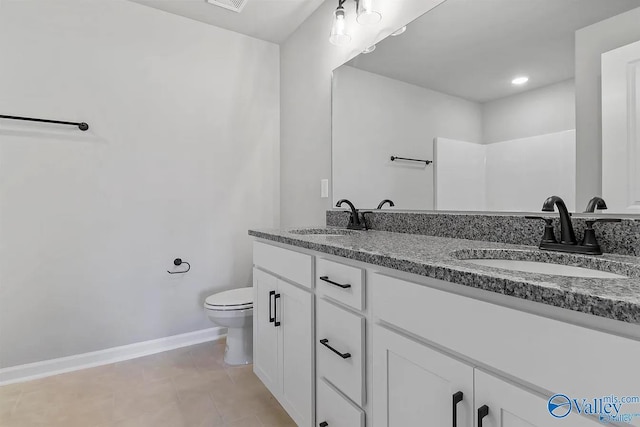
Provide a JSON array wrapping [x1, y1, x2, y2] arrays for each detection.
[[205, 287, 253, 307]]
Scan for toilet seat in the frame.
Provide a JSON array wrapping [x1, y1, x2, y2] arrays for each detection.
[[205, 287, 253, 311]]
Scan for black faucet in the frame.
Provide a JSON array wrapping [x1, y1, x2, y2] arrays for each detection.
[[377, 199, 395, 209], [584, 196, 607, 213], [336, 199, 367, 230], [541, 196, 576, 245], [528, 195, 621, 255]]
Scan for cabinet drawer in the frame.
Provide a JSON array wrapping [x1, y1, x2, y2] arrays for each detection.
[[317, 298, 365, 405], [253, 241, 312, 288], [316, 257, 365, 311], [317, 378, 365, 427]]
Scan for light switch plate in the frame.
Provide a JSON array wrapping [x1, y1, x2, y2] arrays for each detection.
[[321, 179, 329, 198]]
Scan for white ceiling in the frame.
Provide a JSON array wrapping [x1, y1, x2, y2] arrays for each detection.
[[129, 0, 325, 43], [347, 0, 640, 103]]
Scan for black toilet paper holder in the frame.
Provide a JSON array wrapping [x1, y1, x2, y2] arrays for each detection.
[[167, 258, 191, 274]]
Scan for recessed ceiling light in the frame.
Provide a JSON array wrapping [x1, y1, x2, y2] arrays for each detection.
[[391, 26, 407, 36], [511, 76, 529, 86], [362, 45, 376, 54]]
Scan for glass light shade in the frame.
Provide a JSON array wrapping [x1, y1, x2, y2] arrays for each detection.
[[329, 7, 351, 46], [390, 26, 406, 36], [362, 45, 376, 54], [356, 0, 381, 25]]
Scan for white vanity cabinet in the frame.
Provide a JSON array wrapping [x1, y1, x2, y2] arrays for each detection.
[[371, 272, 640, 427], [252, 239, 640, 427], [253, 243, 314, 427], [371, 323, 605, 427]]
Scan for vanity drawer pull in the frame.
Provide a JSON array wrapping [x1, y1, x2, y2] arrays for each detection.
[[320, 338, 351, 359], [477, 405, 489, 427], [452, 391, 463, 427], [274, 293, 281, 327], [268, 290, 275, 323], [319, 276, 351, 289], [319, 423, 328, 427]]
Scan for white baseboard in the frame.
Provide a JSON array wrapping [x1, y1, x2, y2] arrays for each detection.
[[0, 327, 226, 386]]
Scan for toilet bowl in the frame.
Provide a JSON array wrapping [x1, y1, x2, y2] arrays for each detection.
[[204, 287, 253, 365]]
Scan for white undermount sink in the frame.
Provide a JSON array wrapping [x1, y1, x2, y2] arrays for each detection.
[[464, 259, 628, 279]]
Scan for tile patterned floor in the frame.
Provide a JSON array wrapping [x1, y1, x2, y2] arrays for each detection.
[[0, 340, 296, 427]]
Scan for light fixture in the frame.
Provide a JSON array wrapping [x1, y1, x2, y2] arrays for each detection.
[[511, 76, 529, 86], [390, 26, 406, 36], [329, 6, 351, 46], [362, 45, 376, 54], [329, 0, 382, 46], [356, 0, 381, 25]]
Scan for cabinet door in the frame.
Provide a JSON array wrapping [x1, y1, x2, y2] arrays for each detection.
[[372, 325, 473, 427], [474, 370, 605, 427], [253, 268, 279, 395], [278, 279, 314, 427]]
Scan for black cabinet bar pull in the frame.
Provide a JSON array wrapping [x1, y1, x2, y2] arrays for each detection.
[[319, 338, 351, 359], [319, 276, 351, 289], [268, 291, 275, 323], [274, 293, 281, 327], [477, 405, 489, 427], [319, 423, 328, 427], [452, 391, 463, 427]]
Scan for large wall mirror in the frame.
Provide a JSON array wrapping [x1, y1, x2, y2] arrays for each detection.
[[332, 0, 640, 213]]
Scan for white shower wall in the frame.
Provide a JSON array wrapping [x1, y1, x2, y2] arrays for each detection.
[[433, 138, 486, 211], [435, 131, 576, 211], [485, 131, 576, 212]]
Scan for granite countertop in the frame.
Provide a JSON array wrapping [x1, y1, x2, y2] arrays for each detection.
[[249, 227, 640, 324]]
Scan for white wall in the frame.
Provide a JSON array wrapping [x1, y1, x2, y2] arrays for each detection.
[[575, 6, 640, 209], [482, 79, 575, 144], [280, 0, 446, 226], [332, 66, 482, 210], [0, 0, 279, 368]]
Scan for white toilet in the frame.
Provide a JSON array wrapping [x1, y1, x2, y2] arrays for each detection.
[[204, 287, 253, 365]]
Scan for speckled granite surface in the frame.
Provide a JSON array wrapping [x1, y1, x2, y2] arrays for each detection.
[[249, 227, 640, 324], [326, 210, 640, 256]]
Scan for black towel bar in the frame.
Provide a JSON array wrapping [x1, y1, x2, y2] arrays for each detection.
[[390, 155, 432, 165], [0, 114, 89, 131]]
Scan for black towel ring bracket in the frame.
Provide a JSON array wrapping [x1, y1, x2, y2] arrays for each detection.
[[167, 258, 190, 274]]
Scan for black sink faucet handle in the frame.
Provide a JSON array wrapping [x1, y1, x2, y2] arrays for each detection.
[[525, 216, 557, 244], [377, 199, 395, 209], [584, 196, 608, 213], [581, 218, 622, 248]]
